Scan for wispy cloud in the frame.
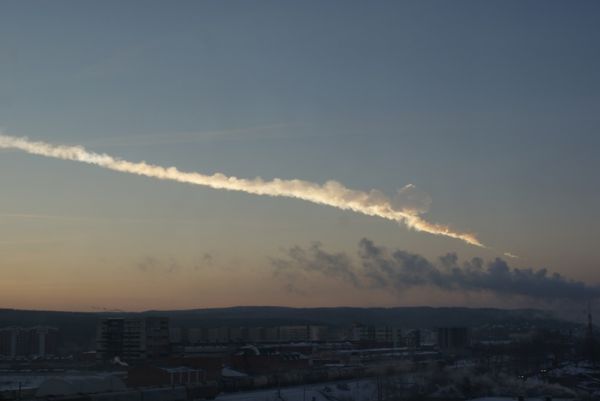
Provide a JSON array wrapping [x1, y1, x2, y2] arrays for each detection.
[[137, 256, 180, 274], [193, 252, 214, 271]]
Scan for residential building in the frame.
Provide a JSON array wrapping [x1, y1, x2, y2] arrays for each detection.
[[96, 317, 170, 361], [0, 326, 59, 358], [437, 327, 470, 350]]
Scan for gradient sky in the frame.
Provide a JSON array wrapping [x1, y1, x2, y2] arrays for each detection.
[[1, 1, 599, 311]]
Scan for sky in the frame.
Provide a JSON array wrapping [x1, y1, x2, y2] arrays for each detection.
[[0, 1, 599, 312]]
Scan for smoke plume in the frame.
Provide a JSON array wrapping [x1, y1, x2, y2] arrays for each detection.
[[273, 239, 600, 301], [0, 134, 483, 246]]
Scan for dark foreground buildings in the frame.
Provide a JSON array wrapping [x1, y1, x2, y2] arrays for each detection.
[[0, 326, 59, 358], [437, 326, 470, 351], [96, 317, 169, 362]]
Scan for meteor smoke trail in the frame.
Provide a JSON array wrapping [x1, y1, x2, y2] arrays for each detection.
[[0, 134, 484, 247]]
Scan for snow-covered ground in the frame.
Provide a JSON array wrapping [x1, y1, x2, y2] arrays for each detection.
[[468, 398, 572, 401], [0, 375, 52, 391], [216, 379, 376, 401], [0, 372, 123, 392]]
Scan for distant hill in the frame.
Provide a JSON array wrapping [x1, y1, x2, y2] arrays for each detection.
[[157, 306, 562, 328], [0, 306, 575, 350]]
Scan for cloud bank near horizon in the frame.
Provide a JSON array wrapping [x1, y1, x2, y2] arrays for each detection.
[[0, 133, 483, 247], [272, 239, 600, 302]]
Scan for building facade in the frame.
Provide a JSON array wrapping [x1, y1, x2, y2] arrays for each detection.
[[437, 327, 470, 350], [96, 317, 169, 362], [0, 326, 59, 358]]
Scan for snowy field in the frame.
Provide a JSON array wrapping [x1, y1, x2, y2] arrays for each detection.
[[0, 374, 53, 391], [216, 379, 376, 401]]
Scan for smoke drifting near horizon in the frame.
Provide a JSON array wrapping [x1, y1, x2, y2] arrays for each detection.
[[0, 134, 483, 246], [272, 239, 600, 301]]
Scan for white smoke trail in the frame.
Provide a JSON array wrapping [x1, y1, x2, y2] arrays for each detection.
[[0, 134, 484, 247]]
